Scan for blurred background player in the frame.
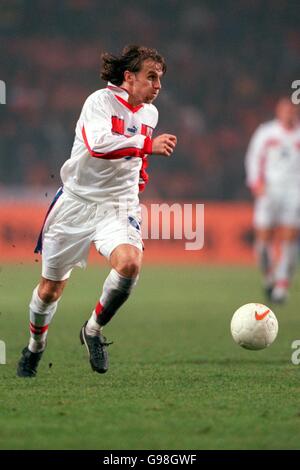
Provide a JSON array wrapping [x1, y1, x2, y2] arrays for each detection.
[[16, 45, 177, 377], [245, 98, 300, 303]]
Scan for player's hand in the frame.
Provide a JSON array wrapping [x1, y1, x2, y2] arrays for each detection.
[[152, 134, 177, 157]]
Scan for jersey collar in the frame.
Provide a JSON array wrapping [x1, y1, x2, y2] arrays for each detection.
[[107, 82, 144, 113]]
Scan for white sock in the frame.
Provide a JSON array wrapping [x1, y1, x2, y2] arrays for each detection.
[[86, 269, 138, 336], [28, 286, 60, 353], [85, 316, 102, 337]]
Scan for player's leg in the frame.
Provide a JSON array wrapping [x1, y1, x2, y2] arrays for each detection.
[[88, 244, 142, 331], [253, 194, 276, 299], [80, 207, 143, 374], [272, 226, 299, 303], [17, 191, 93, 377], [81, 244, 142, 373], [28, 278, 67, 353], [254, 227, 274, 298], [17, 276, 69, 378]]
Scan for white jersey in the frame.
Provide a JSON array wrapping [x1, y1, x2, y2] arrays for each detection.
[[245, 119, 300, 191], [60, 82, 158, 208]]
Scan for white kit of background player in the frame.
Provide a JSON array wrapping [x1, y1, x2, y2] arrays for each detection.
[[245, 98, 300, 303]]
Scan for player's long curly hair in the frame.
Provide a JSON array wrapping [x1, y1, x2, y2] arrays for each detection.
[[100, 45, 166, 86]]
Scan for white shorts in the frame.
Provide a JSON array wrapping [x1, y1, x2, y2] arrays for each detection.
[[254, 188, 300, 229], [39, 189, 143, 281]]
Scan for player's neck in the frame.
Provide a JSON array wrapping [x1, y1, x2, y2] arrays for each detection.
[[120, 83, 143, 107], [127, 96, 143, 107], [280, 121, 298, 131]]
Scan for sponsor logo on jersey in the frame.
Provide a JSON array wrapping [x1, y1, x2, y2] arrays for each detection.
[[127, 125, 138, 134]]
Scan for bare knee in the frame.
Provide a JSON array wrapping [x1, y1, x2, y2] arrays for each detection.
[[38, 278, 67, 303], [110, 245, 142, 278], [115, 257, 140, 277]]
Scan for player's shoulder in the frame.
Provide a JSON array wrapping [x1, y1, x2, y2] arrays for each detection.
[[253, 120, 278, 139], [142, 103, 159, 126], [86, 88, 110, 103], [258, 119, 277, 132], [83, 88, 112, 108], [144, 102, 158, 115]]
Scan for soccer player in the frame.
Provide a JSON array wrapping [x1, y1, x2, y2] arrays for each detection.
[[245, 97, 300, 303], [17, 45, 177, 377]]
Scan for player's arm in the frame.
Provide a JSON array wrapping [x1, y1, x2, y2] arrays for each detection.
[[245, 127, 266, 197], [81, 96, 176, 159], [81, 97, 150, 159]]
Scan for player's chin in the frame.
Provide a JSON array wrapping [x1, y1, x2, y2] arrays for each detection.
[[145, 95, 158, 104]]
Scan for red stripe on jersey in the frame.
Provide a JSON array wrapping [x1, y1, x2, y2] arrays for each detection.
[[258, 150, 266, 185], [29, 322, 49, 334], [95, 302, 104, 316], [139, 136, 152, 191], [142, 136, 152, 154], [82, 125, 146, 159], [265, 138, 281, 147], [111, 116, 125, 135], [141, 124, 154, 137], [115, 96, 143, 113]]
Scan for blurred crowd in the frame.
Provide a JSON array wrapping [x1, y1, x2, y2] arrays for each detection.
[[1, 0, 300, 200]]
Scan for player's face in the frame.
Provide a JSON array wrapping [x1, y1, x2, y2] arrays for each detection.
[[276, 99, 299, 128], [130, 60, 164, 105]]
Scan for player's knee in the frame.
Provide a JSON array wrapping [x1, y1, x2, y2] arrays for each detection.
[[38, 280, 65, 303], [115, 257, 141, 278], [111, 246, 142, 278], [39, 288, 60, 303]]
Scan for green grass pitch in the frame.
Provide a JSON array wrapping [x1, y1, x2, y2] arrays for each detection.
[[0, 263, 300, 450]]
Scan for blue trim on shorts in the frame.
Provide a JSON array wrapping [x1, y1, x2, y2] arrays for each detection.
[[34, 187, 64, 254]]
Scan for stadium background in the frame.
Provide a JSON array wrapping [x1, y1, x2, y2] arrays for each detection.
[[1, 0, 300, 266]]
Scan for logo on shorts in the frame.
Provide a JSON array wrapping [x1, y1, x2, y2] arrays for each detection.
[[128, 216, 141, 231]]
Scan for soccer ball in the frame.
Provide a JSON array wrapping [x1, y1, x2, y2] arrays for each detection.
[[230, 303, 278, 350]]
